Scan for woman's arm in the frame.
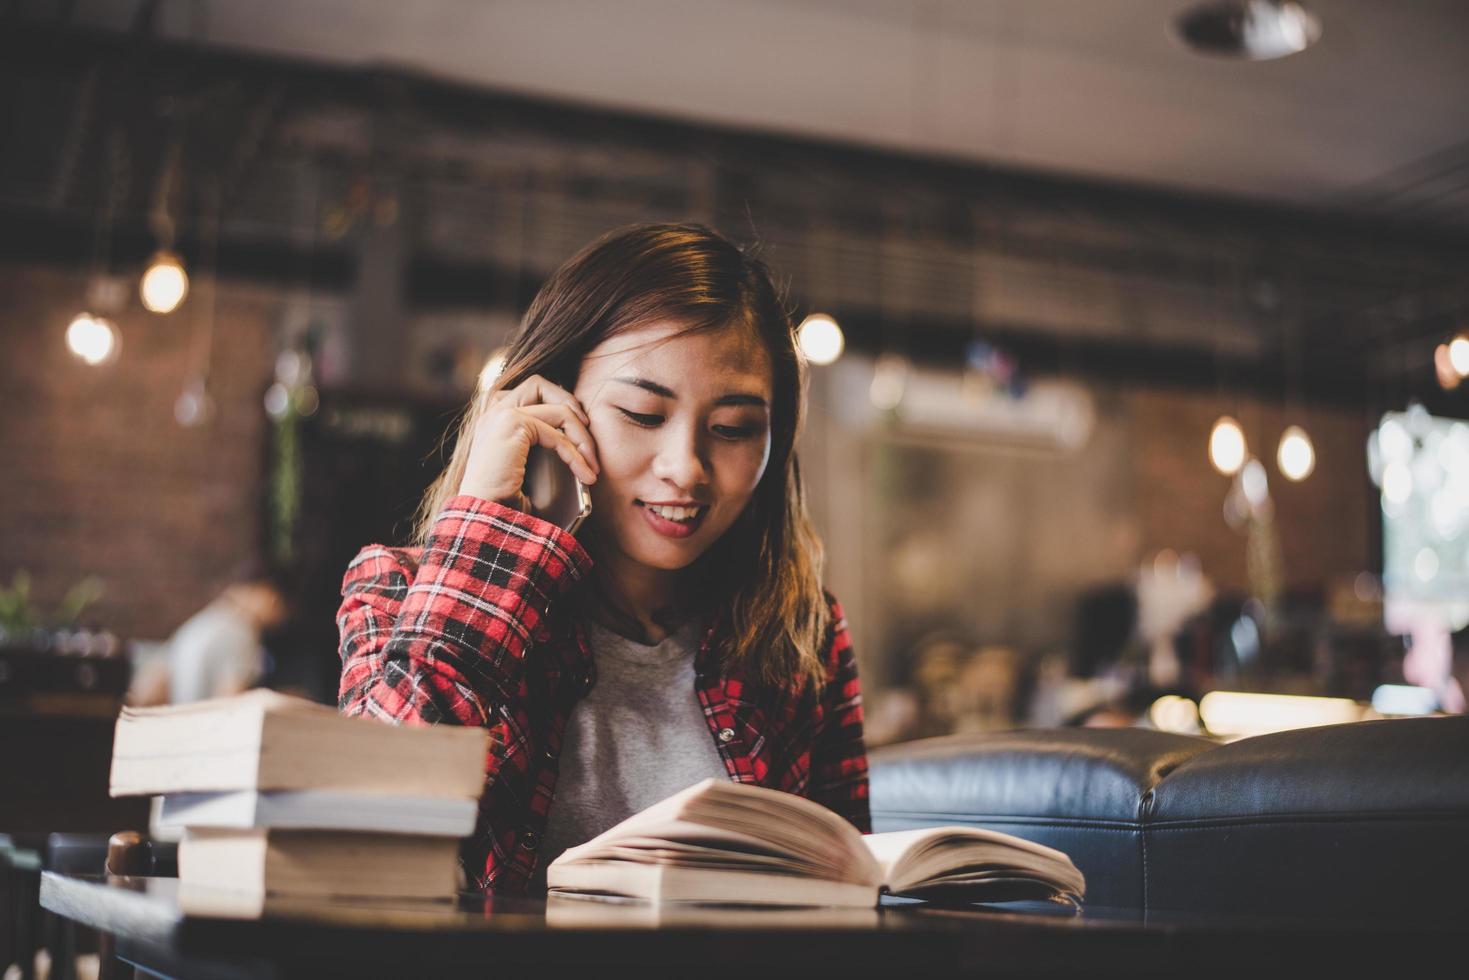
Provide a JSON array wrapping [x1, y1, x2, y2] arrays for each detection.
[[337, 494, 592, 732], [808, 594, 872, 833]]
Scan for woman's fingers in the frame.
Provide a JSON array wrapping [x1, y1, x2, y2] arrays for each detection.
[[524, 414, 599, 486], [460, 374, 598, 505], [501, 374, 590, 427], [518, 403, 600, 476]]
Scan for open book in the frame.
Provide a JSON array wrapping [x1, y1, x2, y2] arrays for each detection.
[[546, 779, 1084, 908]]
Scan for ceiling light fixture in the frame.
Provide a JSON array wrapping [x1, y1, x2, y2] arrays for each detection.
[[1176, 0, 1321, 61], [142, 137, 190, 314]]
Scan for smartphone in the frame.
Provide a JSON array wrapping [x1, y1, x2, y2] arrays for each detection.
[[523, 445, 593, 536]]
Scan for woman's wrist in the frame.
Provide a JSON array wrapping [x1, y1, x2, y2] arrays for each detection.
[[457, 479, 529, 513]]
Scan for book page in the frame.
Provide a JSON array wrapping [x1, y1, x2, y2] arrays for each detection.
[[861, 828, 943, 880], [598, 845, 821, 876], [862, 826, 1074, 869], [859, 826, 1084, 897], [557, 819, 839, 878], [553, 780, 881, 886]]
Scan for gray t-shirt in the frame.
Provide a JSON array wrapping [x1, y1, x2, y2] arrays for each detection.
[[529, 615, 729, 891]]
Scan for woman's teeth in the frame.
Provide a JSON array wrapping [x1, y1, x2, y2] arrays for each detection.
[[645, 503, 703, 522]]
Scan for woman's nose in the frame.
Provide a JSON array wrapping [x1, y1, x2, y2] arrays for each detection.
[[651, 424, 709, 489]]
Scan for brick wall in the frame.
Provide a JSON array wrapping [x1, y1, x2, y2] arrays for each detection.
[[0, 263, 276, 641], [1129, 387, 1375, 597]]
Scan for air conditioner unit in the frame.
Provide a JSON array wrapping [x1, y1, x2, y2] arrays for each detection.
[[828, 356, 1095, 455]]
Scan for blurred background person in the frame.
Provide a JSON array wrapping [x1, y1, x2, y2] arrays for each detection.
[[128, 562, 291, 706]]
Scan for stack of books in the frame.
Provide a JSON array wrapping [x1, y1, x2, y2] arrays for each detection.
[[109, 689, 488, 900]]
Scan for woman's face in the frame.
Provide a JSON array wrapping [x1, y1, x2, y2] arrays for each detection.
[[573, 320, 774, 573]]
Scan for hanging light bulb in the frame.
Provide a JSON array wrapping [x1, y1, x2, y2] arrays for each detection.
[[1209, 416, 1247, 475], [1277, 425, 1315, 481], [797, 313, 844, 365], [65, 312, 120, 366], [140, 249, 190, 313]]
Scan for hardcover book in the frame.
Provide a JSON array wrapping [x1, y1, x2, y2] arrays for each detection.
[[109, 689, 489, 799]]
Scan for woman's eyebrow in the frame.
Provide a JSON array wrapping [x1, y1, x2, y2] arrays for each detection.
[[611, 376, 768, 408]]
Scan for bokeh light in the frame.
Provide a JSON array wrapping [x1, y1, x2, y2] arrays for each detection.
[[869, 352, 908, 410], [1277, 425, 1315, 481], [1449, 335, 1469, 377], [264, 382, 290, 420], [1414, 547, 1440, 582], [1382, 460, 1413, 506], [65, 313, 119, 366], [1241, 457, 1269, 508], [174, 377, 215, 427], [797, 313, 844, 365], [1208, 416, 1246, 475], [140, 250, 190, 314]]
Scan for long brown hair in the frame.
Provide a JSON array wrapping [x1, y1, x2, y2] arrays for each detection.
[[411, 223, 831, 694]]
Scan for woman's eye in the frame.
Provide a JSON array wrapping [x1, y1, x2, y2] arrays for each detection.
[[618, 409, 663, 426], [617, 408, 762, 440]]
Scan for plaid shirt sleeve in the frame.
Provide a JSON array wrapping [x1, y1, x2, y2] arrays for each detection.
[[808, 592, 872, 833], [336, 493, 591, 745]]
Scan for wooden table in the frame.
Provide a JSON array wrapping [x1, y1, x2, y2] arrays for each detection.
[[41, 872, 1459, 979]]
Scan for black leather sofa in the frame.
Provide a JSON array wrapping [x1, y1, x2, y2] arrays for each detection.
[[869, 715, 1469, 926]]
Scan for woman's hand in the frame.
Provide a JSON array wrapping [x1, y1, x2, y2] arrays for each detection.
[[457, 374, 600, 509]]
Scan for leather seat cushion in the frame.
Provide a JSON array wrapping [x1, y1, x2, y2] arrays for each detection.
[[870, 728, 1216, 908], [1145, 715, 1469, 924]]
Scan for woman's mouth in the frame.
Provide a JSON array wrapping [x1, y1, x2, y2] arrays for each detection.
[[636, 501, 708, 539]]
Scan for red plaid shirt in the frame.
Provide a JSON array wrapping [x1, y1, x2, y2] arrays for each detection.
[[337, 494, 870, 895]]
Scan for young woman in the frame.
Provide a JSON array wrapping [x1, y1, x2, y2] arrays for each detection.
[[337, 223, 869, 895]]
